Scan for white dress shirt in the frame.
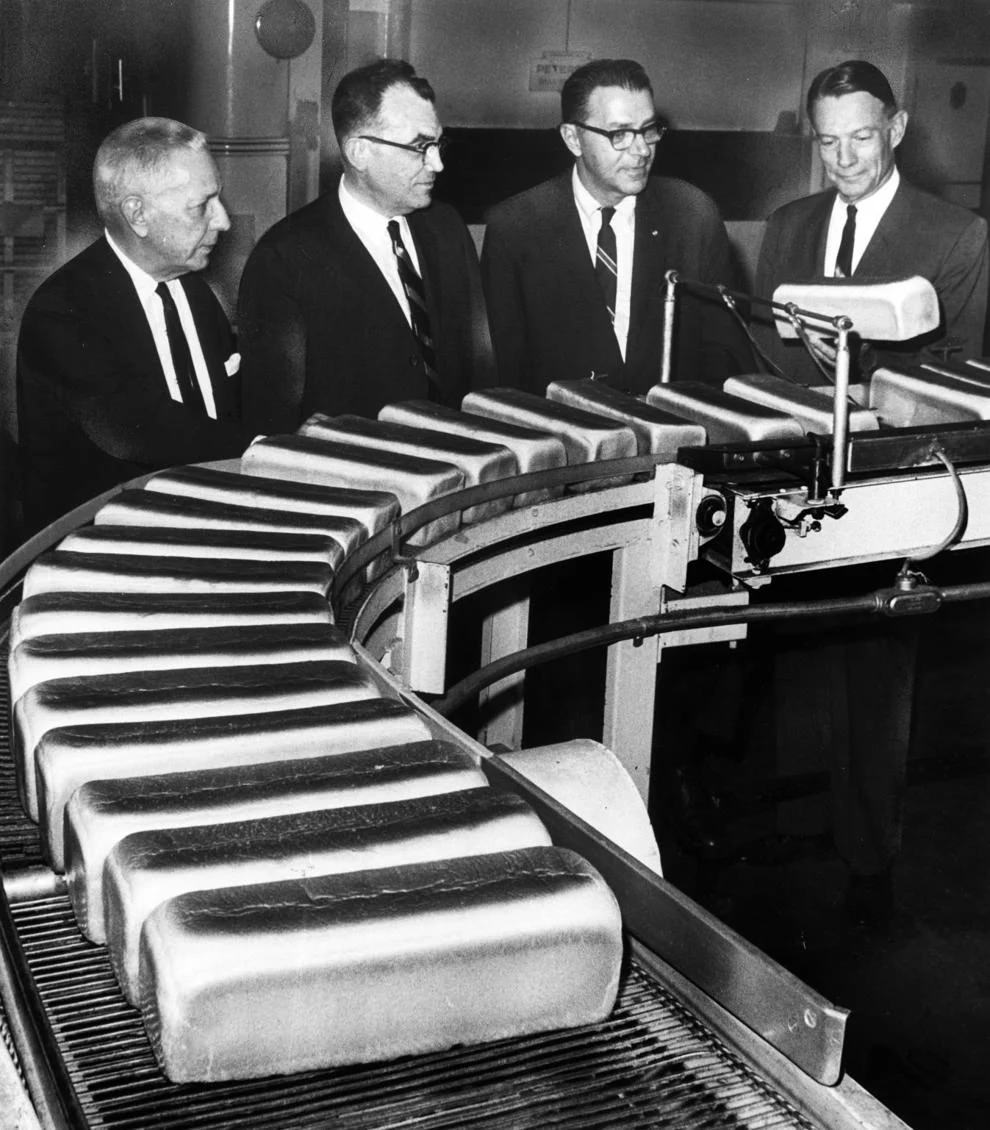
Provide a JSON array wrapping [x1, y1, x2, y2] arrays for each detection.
[[824, 168, 900, 278], [572, 167, 636, 360], [338, 177, 422, 328], [105, 231, 217, 418]]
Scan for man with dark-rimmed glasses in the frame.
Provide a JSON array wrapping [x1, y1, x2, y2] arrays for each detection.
[[481, 57, 749, 393], [238, 58, 493, 430]]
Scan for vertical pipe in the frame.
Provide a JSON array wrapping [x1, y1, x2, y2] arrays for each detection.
[[831, 321, 851, 491], [660, 270, 678, 383]]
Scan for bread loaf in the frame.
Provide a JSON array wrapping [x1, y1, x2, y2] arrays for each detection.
[[39, 699, 433, 869], [16, 661, 378, 820], [241, 434, 465, 547], [139, 846, 623, 1082], [10, 623, 355, 704], [22, 551, 333, 600], [461, 388, 637, 489], [145, 465, 399, 537], [107, 787, 550, 1004], [646, 381, 806, 443], [57, 525, 345, 571], [546, 379, 707, 455], [95, 490, 370, 559], [9, 591, 333, 651], [379, 399, 568, 506], [65, 739, 484, 943], [298, 413, 517, 524]]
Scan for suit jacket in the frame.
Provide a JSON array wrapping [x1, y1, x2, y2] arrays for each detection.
[[480, 172, 752, 394], [16, 237, 244, 535], [754, 179, 989, 385], [236, 189, 494, 435]]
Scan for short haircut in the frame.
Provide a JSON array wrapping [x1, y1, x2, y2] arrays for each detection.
[[93, 117, 208, 226], [331, 58, 435, 146], [807, 60, 898, 120], [561, 59, 653, 124]]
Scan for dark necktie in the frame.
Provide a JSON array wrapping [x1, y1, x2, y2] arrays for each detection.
[[595, 206, 618, 323], [387, 220, 440, 400], [155, 282, 206, 414], [834, 204, 857, 278]]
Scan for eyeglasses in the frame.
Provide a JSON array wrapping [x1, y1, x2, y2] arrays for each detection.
[[357, 135, 449, 161], [570, 122, 667, 150]]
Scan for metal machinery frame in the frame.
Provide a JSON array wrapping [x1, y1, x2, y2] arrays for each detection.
[[0, 452, 929, 1129]]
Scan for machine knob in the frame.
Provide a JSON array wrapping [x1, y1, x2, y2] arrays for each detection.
[[696, 493, 728, 539], [739, 498, 787, 570]]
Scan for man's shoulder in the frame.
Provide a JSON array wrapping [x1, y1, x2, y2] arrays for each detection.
[[765, 189, 833, 229], [409, 198, 471, 237], [25, 237, 120, 312], [895, 179, 987, 236], [253, 194, 338, 255], [484, 174, 570, 230]]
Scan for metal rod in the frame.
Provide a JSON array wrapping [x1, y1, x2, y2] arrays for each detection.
[[831, 320, 853, 491], [660, 269, 678, 383], [664, 275, 851, 332], [433, 578, 990, 716]]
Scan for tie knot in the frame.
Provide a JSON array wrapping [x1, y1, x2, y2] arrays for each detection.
[[600, 206, 615, 230], [387, 219, 403, 251], [156, 282, 171, 301], [847, 204, 857, 220]]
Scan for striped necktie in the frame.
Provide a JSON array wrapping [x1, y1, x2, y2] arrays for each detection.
[[156, 282, 206, 414], [595, 206, 618, 324], [835, 204, 857, 278], [387, 220, 440, 400]]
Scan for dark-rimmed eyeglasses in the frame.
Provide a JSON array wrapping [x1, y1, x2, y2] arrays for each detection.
[[570, 122, 667, 151], [357, 135, 449, 161]]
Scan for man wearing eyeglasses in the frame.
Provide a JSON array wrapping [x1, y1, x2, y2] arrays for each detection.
[[481, 57, 749, 393], [755, 59, 988, 385], [238, 58, 492, 431]]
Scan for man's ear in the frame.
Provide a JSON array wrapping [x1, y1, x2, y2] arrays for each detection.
[[343, 135, 368, 172], [559, 122, 582, 160], [889, 109, 908, 150], [120, 195, 148, 237]]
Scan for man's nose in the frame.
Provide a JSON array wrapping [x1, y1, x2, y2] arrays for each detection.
[[426, 145, 444, 173], [211, 198, 231, 231], [836, 139, 856, 167], [629, 132, 652, 157]]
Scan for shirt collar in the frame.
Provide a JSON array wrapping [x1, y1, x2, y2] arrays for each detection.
[[571, 166, 637, 222], [105, 230, 162, 301], [339, 175, 407, 238]]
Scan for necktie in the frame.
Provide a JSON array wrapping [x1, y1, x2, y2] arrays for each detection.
[[156, 282, 206, 414], [387, 220, 440, 400], [834, 204, 857, 278], [595, 206, 618, 324]]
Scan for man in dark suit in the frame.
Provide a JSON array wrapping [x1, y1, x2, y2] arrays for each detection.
[[755, 59, 988, 384], [17, 116, 244, 537], [754, 62, 989, 926], [237, 58, 493, 434], [480, 57, 750, 393]]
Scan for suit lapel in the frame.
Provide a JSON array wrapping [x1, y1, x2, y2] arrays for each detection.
[[627, 186, 667, 364], [802, 192, 834, 275], [328, 194, 418, 343], [180, 273, 237, 416], [855, 182, 910, 277], [546, 174, 624, 374], [407, 210, 444, 338]]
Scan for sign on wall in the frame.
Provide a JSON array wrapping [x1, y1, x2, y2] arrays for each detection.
[[529, 51, 592, 93]]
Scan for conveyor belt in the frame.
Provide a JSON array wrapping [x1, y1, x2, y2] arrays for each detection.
[[6, 889, 817, 1130], [0, 382, 923, 1127]]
